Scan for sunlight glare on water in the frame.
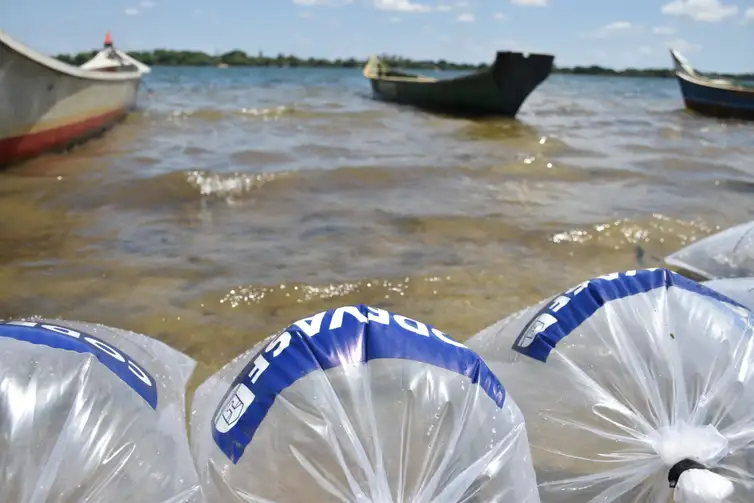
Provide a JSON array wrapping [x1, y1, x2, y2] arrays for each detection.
[[0, 67, 752, 373]]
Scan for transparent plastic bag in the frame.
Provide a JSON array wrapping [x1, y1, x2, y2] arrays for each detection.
[[0, 318, 202, 503], [467, 268, 754, 503], [703, 278, 754, 311], [666, 220, 754, 279], [190, 304, 540, 503]]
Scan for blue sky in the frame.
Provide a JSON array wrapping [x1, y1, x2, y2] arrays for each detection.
[[2, 0, 752, 72]]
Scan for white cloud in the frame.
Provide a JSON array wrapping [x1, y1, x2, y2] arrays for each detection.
[[511, 0, 548, 6], [582, 21, 634, 38], [746, 6, 754, 21], [638, 46, 653, 55], [139, 0, 155, 7], [433, 1, 465, 9], [294, 0, 352, 5], [374, 0, 432, 11], [661, 0, 738, 22], [603, 21, 632, 30], [493, 12, 506, 19], [457, 12, 474, 21], [652, 25, 675, 34], [667, 37, 701, 53], [124, 7, 139, 15], [298, 10, 313, 17]]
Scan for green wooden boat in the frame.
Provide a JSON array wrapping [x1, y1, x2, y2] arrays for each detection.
[[363, 51, 554, 117]]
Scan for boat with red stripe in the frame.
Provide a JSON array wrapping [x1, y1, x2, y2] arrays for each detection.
[[0, 30, 150, 167]]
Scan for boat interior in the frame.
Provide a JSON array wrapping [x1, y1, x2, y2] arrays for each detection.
[[672, 49, 754, 90], [364, 56, 437, 82]]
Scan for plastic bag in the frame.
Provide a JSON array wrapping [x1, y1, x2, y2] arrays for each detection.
[[190, 304, 540, 503], [467, 268, 754, 503], [0, 318, 202, 503], [666, 220, 754, 279], [703, 278, 754, 311]]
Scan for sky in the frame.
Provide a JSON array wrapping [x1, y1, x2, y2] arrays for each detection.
[[2, 0, 753, 72]]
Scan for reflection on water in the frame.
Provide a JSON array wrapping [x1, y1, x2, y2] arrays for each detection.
[[1, 68, 753, 379]]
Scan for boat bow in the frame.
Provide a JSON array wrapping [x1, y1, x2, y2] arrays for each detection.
[[80, 32, 151, 74]]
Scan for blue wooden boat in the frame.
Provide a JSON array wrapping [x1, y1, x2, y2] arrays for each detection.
[[669, 49, 754, 120]]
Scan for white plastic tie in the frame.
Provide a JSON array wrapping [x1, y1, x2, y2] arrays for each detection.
[[673, 468, 734, 503]]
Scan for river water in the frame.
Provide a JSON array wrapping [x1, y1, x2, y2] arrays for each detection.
[[2, 67, 753, 380]]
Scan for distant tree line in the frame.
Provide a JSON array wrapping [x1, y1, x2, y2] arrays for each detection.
[[54, 49, 754, 80]]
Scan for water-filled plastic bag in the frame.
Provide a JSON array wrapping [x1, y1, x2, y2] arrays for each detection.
[[703, 277, 754, 311], [666, 220, 754, 279], [190, 304, 540, 503], [0, 319, 202, 503], [467, 268, 754, 503]]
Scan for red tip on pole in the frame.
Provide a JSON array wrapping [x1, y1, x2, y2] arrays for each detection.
[[104, 31, 113, 46]]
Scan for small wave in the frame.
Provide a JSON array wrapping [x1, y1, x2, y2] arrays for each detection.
[[149, 104, 388, 124], [455, 119, 544, 142], [720, 178, 754, 194], [238, 105, 289, 120], [376, 211, 527, 243], [229, 149, 294, 167], [218, 275, 455, 309], [91, 164, 464, 212], [529, 102, 599, 118], [181, 164, 480, 202], [185, 170, 289, 200], [180, 159, 643, 208], [64, 169, 289, 211], [549, 214, 715, 253], [152, 105, 293, 123]]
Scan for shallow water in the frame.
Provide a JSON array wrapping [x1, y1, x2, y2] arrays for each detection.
[[2, 67, 753, 381]]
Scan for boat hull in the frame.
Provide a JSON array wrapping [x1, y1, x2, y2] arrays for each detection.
[[676, 75, 754, 120], [668, 49, 754, 121], [365, 52, 554, 117], [0, 31, 142, 167]]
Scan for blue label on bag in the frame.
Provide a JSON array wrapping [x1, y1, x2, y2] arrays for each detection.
[[513, 268, 751, 363], [0, 321, 157, 409], [212, 304, 506, 463]]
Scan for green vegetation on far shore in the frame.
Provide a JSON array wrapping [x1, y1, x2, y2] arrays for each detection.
[[54, 49, 754, 80]]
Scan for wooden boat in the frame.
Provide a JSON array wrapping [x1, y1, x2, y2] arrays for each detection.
[[80, 32, 151, 74], [669, 49, 754, 120], [0, 30, 150, 167], [362, 51, 554, 117]]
